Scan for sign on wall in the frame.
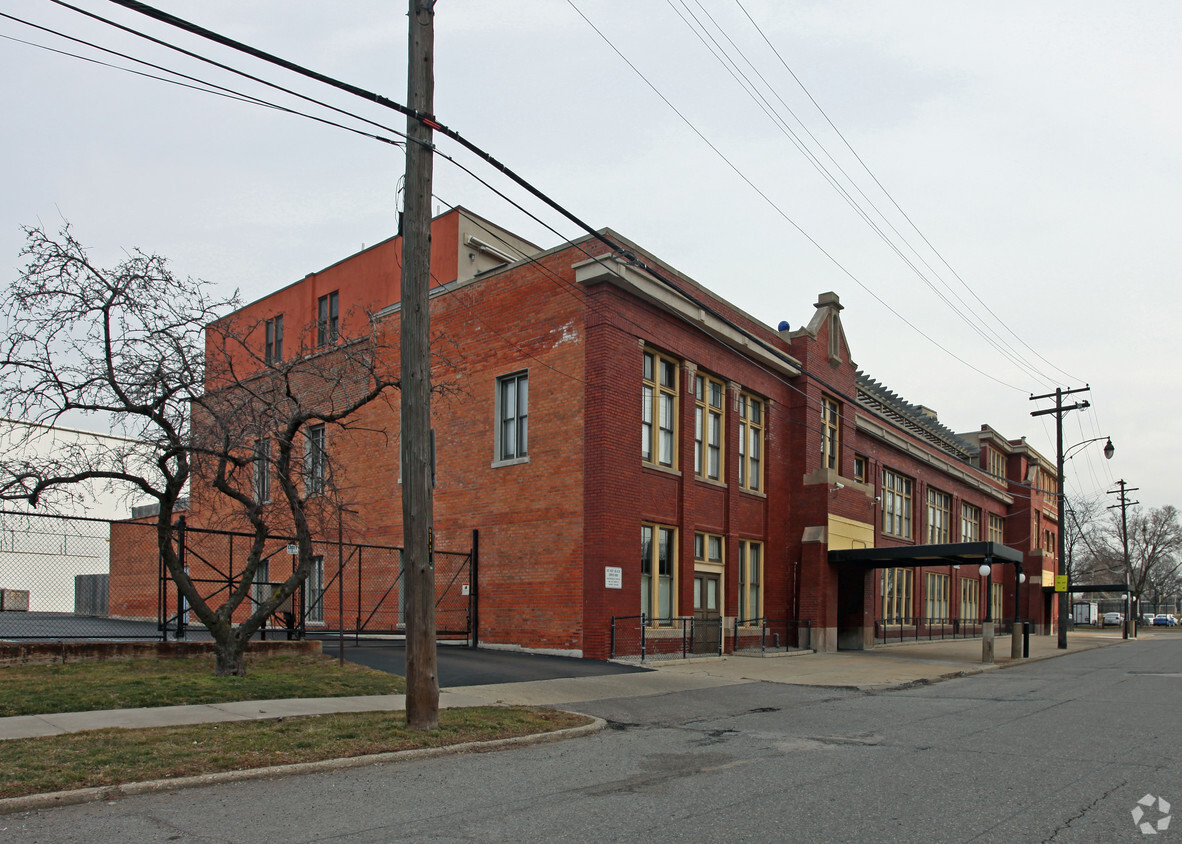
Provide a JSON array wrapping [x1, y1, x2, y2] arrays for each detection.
[[604, 566, 622, 589]]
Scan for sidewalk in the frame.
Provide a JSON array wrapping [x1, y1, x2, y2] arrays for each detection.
[[0, 629, 1132, 741]]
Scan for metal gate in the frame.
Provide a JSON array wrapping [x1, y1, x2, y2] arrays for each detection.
[[159, 521, 478, 644]]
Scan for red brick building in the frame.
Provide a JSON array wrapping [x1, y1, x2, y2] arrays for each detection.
[[117, 206, 1061, 658]]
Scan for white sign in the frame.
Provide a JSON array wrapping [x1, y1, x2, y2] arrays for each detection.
[[605, 566, 622, 589], [461, 584, 470, 596], [286, 544, 299, 555]]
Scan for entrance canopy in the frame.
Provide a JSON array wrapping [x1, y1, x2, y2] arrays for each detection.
[[828, 541, 1023, 570]]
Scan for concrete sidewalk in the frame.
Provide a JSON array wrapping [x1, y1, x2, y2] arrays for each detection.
[[0, 629, 1133, 741]]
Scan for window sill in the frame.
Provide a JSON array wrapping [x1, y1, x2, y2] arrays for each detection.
[[738, 487, 767, 499], [695, 475, 727, 489], [642, 462, 682, 478], [491, 455, 530, 469]]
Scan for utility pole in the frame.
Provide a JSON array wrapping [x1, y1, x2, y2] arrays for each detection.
[[401, 0, 438, 730], [1030, 386, 1090, 649], [1108, 479, 1139, 641]]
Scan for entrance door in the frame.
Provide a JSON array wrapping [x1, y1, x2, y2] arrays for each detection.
[[694, 572, 721, 654]]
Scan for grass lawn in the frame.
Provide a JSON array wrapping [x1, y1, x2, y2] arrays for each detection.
[[0, 707, 592, 799], [0, 653, 406, 717]]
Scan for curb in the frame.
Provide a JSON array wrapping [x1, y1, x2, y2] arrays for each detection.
[[0, 715, 606, 816]]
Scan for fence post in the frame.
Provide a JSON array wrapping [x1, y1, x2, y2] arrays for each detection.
[[469, 529, 479, 649], [175, 515, 187, 640], [641, 614, 647, 661]]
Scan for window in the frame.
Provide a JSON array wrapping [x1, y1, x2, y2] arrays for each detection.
[[306, 555, 325, 624], [926, 572, 950, 622], [926, 488, 951, 544], [495, 371, 528, 462], [694, 532, 724, 566], [882, 568, 913, 623], [641, 524, 676, 624], [821, 395, 840, 471], [988, 513, 1005, 544], [882, 469, 913, 539], [642, 350, 678, 468], [252, 438, 271, 504], [961, 503, 981, 542], [738, 393, 764, 492], [264, 315, 283, 364], [738, 540, 763, 623], [987, 447, 1006, 481], [305, 423, 326, 495], [960, 578, 980, 621], [252, 559, 270, 609], [317, 291, 339, 346], [990, 582, 1004, 622], [853, 455, 867, 484], [694, 374, 724, 481]]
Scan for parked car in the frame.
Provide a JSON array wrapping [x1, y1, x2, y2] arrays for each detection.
[[1102, 612, 1124, 627], [1153, 614, 1178, 626]]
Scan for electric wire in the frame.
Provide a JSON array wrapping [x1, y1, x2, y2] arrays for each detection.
[[22, 1, 1066, 504], [669, 0, 1056, 387], [564, 0, 1028, 392], [733, 0, 1081, 386]]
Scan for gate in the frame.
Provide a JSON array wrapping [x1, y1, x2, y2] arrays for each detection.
[[158, 521, 478, 644], [0, 509, 477, 644]]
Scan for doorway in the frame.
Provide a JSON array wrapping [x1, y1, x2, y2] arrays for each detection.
[[694, 571, 721, 654]]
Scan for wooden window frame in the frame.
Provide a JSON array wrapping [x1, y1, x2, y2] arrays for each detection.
[[988, 513, 1005, 544], [961, 503, 982, 542], [641, 523, 677, 625], [821, 395, 840, 471], [642, 350, 679, 469], [882, 469, 914, 540], [926, 488, 951, 544], [882, 567, 914, 623], [738, 393, 765, 492], [264, 315, 283, 364], [737, 540, 763, 624], [694, 374, 725, 481], [925, 572, 950, 622], [317, 291, 339, 347]]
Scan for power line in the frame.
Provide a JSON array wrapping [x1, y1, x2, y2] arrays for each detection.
[[733, 0, 1081, 387], [28, 0, 1067, 498]]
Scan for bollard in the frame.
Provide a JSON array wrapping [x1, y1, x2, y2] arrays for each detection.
[[1011, 620, 1023, 659], [1023, 621, 1030, 658], [981, 620, 995, 664]]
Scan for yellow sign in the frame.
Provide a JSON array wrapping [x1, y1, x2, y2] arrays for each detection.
[[1055, 575, 1069, 592]]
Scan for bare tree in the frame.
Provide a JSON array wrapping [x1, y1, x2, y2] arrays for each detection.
[[1062, 494, 1111, 584], [0, 223, 399, 675], [1098, 505, 1182, 605]]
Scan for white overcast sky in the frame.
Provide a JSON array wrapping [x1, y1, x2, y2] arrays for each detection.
[[2, 1, 1177, 512]]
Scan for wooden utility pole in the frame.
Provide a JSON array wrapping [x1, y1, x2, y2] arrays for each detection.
[[1030, 386, 1090, 650], [1108, 479, 1139, 640], [401, 0, 438, 730]]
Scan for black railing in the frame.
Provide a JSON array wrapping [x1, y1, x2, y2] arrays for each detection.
[[732, 618, 812, 654], [875, 616, 1020, 644], [610, 615, 811, 661]]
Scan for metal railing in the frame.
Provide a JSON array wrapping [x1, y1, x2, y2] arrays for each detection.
[[732, 618, 812, 654], [610, 615, 811, 661], [875, 616, 1020, 644]]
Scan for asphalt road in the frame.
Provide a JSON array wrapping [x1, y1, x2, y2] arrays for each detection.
[[5, 638, 1179, 843]]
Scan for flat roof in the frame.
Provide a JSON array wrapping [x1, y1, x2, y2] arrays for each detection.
[[828, 541, 1024, 570]]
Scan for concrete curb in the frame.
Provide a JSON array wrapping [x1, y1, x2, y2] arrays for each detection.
[[0, 715, 606, 816]]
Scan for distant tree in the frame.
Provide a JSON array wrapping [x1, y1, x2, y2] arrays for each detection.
[[0, 223, 399, 675], [1099, 505, 1182, 606], [1063, 494, 1109, 585]]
